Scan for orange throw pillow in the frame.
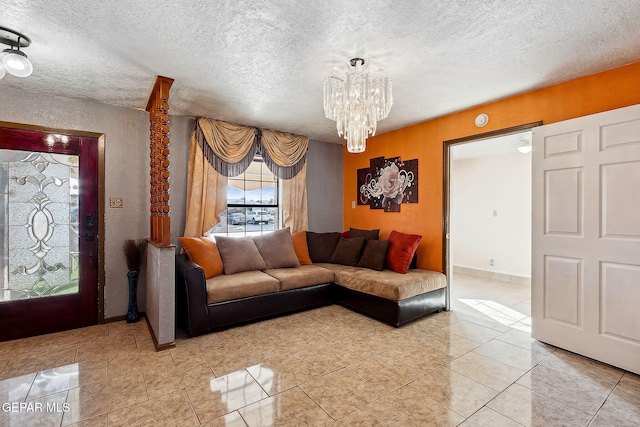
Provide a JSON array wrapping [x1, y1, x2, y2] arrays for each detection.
[[386, 230, 422, 274], [179, 237, 224, 278], [291, 231, 313, 265]]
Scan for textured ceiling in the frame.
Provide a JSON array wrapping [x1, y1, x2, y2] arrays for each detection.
[[3, 1, 640, 143]]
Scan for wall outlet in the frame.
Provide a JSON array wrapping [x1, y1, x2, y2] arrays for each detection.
[[109, 198, 123, 208], [490, 259, 495, 266], [493, 210, 498, 217]]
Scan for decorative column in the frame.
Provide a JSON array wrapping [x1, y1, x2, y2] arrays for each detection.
[[145, 76, 176, 351], [146, 76, 174, 246]]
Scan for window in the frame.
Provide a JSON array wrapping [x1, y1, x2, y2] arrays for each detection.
[[209, 154, 281, 238]]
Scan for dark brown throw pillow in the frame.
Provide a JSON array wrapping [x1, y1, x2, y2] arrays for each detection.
[[306, 232, 341, 263], [357, 239, 390, 271], [349, 228, 380, 240], [215, 236, 267, 274], [253, 227, 300, 269], [330, 237, 366, 266]]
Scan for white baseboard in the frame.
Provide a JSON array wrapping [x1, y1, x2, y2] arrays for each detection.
[[453, 265, 531, 286]]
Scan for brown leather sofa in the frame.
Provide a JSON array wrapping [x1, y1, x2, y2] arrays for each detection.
[[175, 253, 446, 336]]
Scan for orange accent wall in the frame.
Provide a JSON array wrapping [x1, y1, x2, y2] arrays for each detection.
[[343, 61, 640, 272]]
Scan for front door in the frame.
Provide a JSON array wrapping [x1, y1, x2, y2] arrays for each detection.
[[0, 126, 99, 341], [532, 104, 640, 374]]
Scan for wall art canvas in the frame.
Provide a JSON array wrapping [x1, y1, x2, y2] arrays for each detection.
[[358, 156, 418, 212]]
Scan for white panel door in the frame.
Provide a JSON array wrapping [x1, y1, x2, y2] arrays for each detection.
[[532, 104, 640, 374]]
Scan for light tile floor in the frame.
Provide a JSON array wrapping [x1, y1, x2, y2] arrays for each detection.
[[0, 274, 638, 426]]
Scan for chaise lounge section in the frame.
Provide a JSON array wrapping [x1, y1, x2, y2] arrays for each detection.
[[319, 263, 447, 327]]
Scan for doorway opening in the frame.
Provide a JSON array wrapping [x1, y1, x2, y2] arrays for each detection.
[[443, 122, 541, 332]]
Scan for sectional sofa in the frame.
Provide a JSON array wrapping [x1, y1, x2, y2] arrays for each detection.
[[176, 228, 447, 336]]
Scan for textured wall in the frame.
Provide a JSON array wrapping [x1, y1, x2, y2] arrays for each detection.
[[307, 139, 344, 232], [167, 118, 193, 242], [343, 61, 640, 271], [0, 86, 192, 319], [170, 137, 345, 243], [0, 85, 344, 320], [146, 244, 175, 346]]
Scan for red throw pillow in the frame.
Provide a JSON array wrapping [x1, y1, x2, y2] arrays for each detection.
[[386, 230, 422, 274], [340, 230, 350, 238]]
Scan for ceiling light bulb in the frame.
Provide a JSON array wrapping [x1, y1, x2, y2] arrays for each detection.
[[2, 50, 33, 77], [517, 145, 532, 154]]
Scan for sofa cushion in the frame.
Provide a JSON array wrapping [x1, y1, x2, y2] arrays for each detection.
[[357, 239, 390, 271], [330, 237, 365, 266], [349, 228, 380, 240], [206, 270, 280, 304], [215, 236, 267, 274], [291, 231, 313, 265], [306, 232, 340, 263], [179, 237, 224, 279], [253, 227, 300, 269], [265, 265, 335, 291], [318, 263, 446, 301], [386, 230, 422, 274]]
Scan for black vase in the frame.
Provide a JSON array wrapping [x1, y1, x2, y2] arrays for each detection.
[[126, 271, 140, 323]]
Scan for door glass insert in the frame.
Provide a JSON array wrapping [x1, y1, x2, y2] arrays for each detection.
[[0, 149, 79, 301]]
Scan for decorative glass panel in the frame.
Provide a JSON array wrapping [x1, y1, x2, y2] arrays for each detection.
[[0, 149, 79, 301]]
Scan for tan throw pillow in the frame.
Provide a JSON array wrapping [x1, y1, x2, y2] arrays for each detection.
[[253, 227, 301, 269], [215, 236, 267, 274], [178, 237, 224, 279]]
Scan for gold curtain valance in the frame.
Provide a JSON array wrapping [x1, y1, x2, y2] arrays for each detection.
[[194, 117, 308, 179], [195, 118, 258, 177], [260, 129, 308, 179]]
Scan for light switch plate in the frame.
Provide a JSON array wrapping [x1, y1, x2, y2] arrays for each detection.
[[351, 201, 356, 209], [110, 198, 123, 208]]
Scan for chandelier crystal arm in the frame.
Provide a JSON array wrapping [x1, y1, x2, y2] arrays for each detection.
[[323, 57, 392, 153]]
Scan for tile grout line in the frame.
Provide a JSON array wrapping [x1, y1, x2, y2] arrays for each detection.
[[296, 385, 336, 422], [182, 385, 202, 426], [480, 394, 527, 426], [585, 374, 626, 427]]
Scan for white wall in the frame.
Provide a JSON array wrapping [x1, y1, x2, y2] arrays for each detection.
[[451, 150, 531, 278]]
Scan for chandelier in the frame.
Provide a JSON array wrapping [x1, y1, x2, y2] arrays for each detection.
[[323, 58, 392, 153], [0, 26, 33, 79]]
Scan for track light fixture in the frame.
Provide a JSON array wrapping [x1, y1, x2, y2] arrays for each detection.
[[0, 25, 33, 79]]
